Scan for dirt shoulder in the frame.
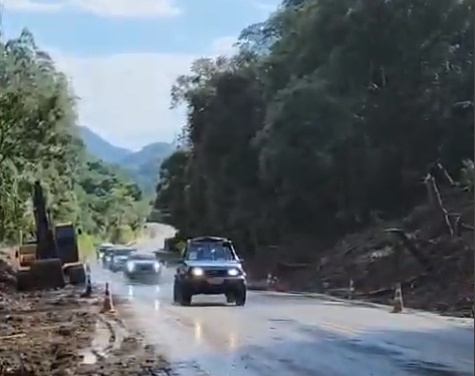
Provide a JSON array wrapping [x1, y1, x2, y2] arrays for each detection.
[[0, 253, 171, 376], [0, 285, 96, 375], [75, 295, 172, 376]]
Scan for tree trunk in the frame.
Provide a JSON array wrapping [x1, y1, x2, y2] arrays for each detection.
[[424, 174, 454, 237]]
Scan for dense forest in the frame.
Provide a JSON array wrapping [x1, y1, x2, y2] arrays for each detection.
[[0, 29, 146, 247], [154, 0, 474, 257]]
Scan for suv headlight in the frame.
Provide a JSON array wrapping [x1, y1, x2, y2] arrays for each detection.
[[228, 268, 240, 276], [153, 261, 161, 272], [191, 267, 204, 276], [126, 261, 135, 271]]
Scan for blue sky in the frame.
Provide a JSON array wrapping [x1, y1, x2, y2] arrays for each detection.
[[1, 0, 278, 150]]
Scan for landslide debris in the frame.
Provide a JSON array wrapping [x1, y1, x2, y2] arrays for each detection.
[[0, 286, 96, 376], [319, 186, 474, 317], [76, 330, 171, 376], [0, 253, 173, 376], [258, 186, 474, 317]]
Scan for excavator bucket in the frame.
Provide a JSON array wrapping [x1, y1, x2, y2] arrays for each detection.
[[15, 259, 65, 291], [29, 259, 65, 290], [14, 242, 65, 291]]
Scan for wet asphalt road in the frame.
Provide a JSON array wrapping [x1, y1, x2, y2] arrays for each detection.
[[92, 264, 474, 376]]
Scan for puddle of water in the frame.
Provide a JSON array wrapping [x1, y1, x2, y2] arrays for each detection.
[[92, 321, 111, 349], [80, 350, 98, 364], [79, 319, 112, 366]]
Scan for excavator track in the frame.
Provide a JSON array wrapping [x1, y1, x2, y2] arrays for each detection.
[[30, 259, 65, 290]]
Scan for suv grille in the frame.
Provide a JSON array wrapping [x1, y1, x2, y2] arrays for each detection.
[[205, 269, 228, 278], [137, 264, 154, 271]]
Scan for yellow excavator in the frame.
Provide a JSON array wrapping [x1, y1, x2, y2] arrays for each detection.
[[11, 181, 87, 291]]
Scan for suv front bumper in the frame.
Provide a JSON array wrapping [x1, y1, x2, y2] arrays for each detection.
[[181, 275, 246, 294]]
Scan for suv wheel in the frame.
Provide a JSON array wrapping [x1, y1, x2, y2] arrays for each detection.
[[235, 288, 247, 306], [173, 282, 179, 303], [225, 293, 235, 304], [174, 282, 192, 306], [180, 289, 192, 306]]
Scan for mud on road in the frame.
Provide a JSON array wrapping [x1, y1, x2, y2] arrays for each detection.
[[0, 286, 96, 376], [0, 286, 171, 376]]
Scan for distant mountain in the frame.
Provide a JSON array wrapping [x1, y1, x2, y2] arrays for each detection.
[[121, 142, 175, 194], [78, 126, 174, 195], [78, 126, 132, 163]]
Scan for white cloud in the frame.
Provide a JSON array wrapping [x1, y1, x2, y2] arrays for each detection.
[[1, 0, 63, 12], [1, 0, 182, 17], [48, 37, 239, 151], [209, 36, 238, 56], [251, 1, 278, 14], [68, 0, 182, 18], [52, 51, 193, 151]]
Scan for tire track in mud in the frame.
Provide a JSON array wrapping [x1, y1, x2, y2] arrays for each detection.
[[79, 313, 123, 363], [78, 310, 175, 375]]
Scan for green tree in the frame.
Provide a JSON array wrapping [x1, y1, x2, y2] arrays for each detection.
[[0, 28, 147, 245], [155, 0, 473, 257]]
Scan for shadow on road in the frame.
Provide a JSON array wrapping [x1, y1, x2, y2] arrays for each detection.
[[124, 280, 161, 287], [181, 302, 230, 308]]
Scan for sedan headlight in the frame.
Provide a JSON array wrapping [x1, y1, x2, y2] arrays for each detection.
[[153, 261, 161, 272], [191, 267, 204, 277], [228, 268, 240, 276], [126, 261, 135, 271]]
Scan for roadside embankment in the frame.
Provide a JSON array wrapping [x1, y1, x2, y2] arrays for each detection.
[[0, 251, 172, 376]]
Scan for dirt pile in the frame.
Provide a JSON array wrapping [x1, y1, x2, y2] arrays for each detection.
[[76, 329, 171, 376], [0, 250, 173, 376], [260, 186, 474, 317], [74, 293, 172, 376], [0, 283, 172, 376], [0, 249, 16, 291], [0, 287, 96, 376], [317, 187, 474, 317]]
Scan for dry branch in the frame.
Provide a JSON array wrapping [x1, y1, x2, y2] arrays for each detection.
[[386, 228, 433, 272], [424, 173, 454, 237]]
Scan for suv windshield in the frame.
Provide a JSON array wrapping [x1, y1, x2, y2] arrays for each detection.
[[113, 249, 134, 256], [186, 242, 235, 261], [129, 254, 155, 260]]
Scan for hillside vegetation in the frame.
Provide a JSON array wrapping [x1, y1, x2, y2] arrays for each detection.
[[0, 29, 146, 247], [154, 0, 473, 312], [120, 142, 175, 194], [78, 126, 131, 163]]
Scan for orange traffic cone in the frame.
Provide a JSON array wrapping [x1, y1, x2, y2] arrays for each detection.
[[391, 283, 404, 313], [100, 283, 115, 314], [348, 279, 355, 300], [80, 274, 92, 298]]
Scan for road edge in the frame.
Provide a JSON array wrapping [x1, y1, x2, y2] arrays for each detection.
[[260, 290, 474, 326]]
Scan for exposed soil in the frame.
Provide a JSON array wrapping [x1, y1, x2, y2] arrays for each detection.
[[0, 255, 172, 376], [76, 297, 172, 376], [249, 186, 474, 318], [0, 286, 96, 376]]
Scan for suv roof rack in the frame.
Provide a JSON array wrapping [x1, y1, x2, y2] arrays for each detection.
[[189, 236, 230, 243]]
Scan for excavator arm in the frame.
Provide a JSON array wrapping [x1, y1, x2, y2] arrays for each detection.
[[32, 181, 58, 260], [15, 181, 65, 291]]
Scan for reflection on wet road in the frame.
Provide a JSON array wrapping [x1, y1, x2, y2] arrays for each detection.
[[93, 265, 474, 376]]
